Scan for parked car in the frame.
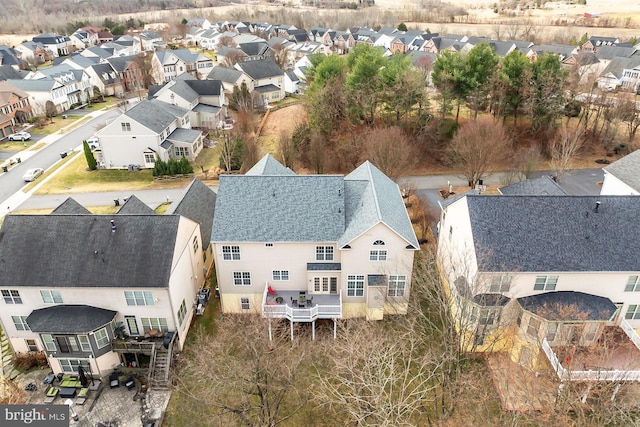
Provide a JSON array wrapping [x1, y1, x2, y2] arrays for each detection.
[[8, 131, 31, 141], [23, 168, 44, 182], [86, 137, 99, 150]]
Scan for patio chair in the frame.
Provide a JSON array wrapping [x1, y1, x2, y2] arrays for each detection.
[[125, 376, 136, 390], [109, 372, 120, 388], [76, 387, 89, 405], [44, 386, 59, 403]]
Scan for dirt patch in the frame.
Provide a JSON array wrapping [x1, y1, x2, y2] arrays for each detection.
[[258, 103, 307, 153]]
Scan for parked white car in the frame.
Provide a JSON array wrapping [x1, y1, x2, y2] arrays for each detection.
[[23, 168, 44, 182], [86, 137, 99, 150], [8, 131, 31, 141]]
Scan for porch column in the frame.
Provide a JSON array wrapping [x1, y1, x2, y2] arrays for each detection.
[[268, 319, 272, 342], [290, 320, 294, 341], [312, 320, 316, 341], [333, 319, 337, 339]]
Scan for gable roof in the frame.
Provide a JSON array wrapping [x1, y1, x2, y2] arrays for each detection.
[[246, 153, 295, 175], [604, 149, 640, 192], [0, 214, 181, 288], [600, 56, 640, 79], [50, 197, 91, 214], [26, 305, 118, 333], [0, 65, 28, 81], [124, 99, 188, 133], [236, 58, 283, 80], [117, 195, 155, 215], [207, 66, 245, 84], [341, 161, 419, 248], [466, 195, 640, 272], [166, 179, 216, 250], [498, 176, 567, 196]]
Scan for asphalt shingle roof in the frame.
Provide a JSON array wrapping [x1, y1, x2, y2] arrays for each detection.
[[125, 99, 188, 134], [517, 291, 616, 321], [166, 179, 216, 250], [0, 214, 180, 287], [236, 58, 283, 80], [499, 176, 566, 196], [117, 195, 155, 215], [604, 149, 640, 192], [467, 195, 640, 272], [26, 305, 117, 333], [50, 197, 91, 214], [212, 174, 345, 242]]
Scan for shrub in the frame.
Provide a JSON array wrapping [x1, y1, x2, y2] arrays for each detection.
[[13, 352, 48, 370], [153, 156, 194, 176]]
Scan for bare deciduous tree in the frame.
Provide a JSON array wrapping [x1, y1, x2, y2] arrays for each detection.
[[364, 126, 415, 182], [277, 130, 295, 170], [172, 315, 307, 427], [270, 42, 289, 71], [549, 125, 584, 181], [448, 118, 511, 187], [221, 49, 246, 67]]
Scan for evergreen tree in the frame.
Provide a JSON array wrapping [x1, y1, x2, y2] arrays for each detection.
[[83, 140, 97, 170]]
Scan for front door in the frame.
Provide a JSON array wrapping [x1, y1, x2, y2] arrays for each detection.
[[125, 316, 139, 336]]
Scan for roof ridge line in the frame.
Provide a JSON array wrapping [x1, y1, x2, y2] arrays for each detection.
[[366, 162, 383, 221]]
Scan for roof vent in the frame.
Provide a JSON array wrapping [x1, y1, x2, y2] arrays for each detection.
[[111, 219, 116, 232], [594, 201, 601, 213]]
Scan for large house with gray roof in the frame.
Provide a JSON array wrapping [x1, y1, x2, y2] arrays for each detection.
[[151, 49, 214, 83], [0, 181, 215, 379], [234, 58, 284, 104], [211, 155, 419, 337], [437, 194, 640, 386], [95, 98, 204, 169]]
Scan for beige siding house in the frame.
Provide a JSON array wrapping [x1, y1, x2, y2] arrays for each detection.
[[0, 185, 215, 379], [211, 155, 419, 338]]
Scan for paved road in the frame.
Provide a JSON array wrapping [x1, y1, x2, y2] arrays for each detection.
[[11, 168, 604, 213], [0, 109, 120, 214]]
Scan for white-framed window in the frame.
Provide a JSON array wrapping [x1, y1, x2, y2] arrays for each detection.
[[175, 146, 189, 157], [470, 307, 498, 326], [625, 305, 640, 320], [193, 236, 199, 253], [272, 270, 289, 281], [314, 277, 337, 294], [240, 297, 250, 310], [526, 317, 540, 338], [369, 250, 387, 261], [177, 299, 187, 326], [78, 335, 91, 352], [316, 246, 334, 261], [25, 339, 38, 352], [373, 240, 385, 246], [534, 276, 558, 291], [144, 153, 156, 164], [233, 272, 251, 286], [59, 359, 89, 373], [222, 245, 240, 260], [141, 317, 168, 332], [625, 276, 640, 292], [93, 327, 109, 348], [388, 275, 406, 297], [40, 290, 63, 304], [125, 291, 154, 306], [1, 289, 22, 304], [546, 322, 558, 342], [42, 334, 56, 352], [347, 275, 364, 297], [583, 323, 598, 342], [11, 316, 29, 331], [490, 276, 512, 293], [121, 122, 131, 131]]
